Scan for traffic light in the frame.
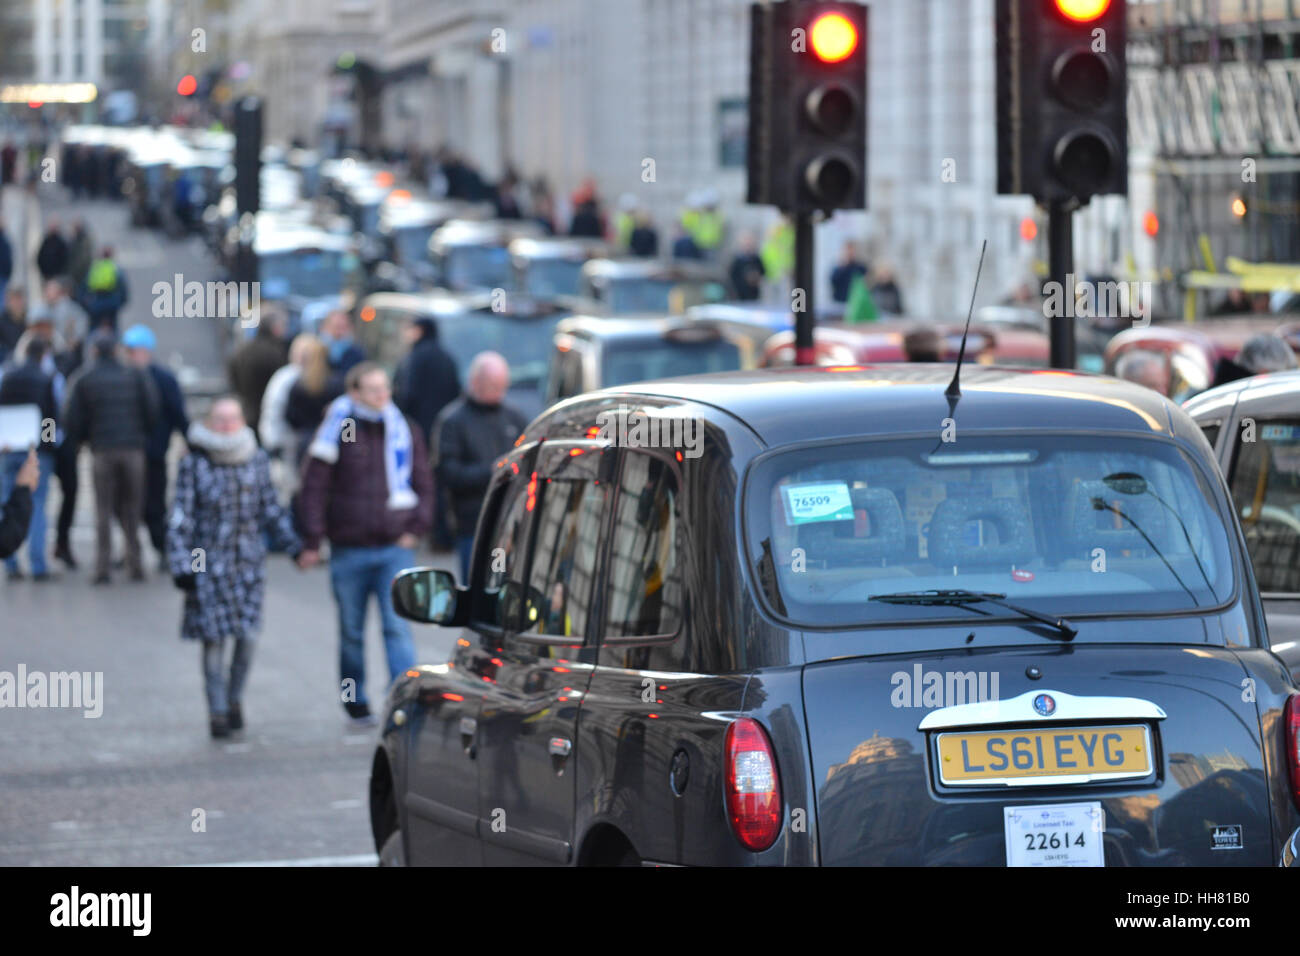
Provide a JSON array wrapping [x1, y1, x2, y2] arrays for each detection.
[[996, 0, 1127, 204], [233, 96, 262, 218], [747, 1, 868, 213]]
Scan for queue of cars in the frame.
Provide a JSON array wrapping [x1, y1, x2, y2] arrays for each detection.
[[67, 128, 1299, 865]]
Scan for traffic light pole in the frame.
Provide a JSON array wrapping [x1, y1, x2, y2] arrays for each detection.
[[1047, 199, 1076, 369], [794, 211, 816, 366]]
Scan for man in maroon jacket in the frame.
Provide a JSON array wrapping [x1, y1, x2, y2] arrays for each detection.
[[297, 362, 433, 724]]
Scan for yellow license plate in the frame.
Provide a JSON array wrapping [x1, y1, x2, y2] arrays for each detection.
[[935, 724, 1152, 786]]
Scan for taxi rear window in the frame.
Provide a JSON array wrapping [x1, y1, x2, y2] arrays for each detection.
[[745, 433, 1236, 627]]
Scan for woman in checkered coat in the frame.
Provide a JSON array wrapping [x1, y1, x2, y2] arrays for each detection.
[[167, 396, 301, 738]]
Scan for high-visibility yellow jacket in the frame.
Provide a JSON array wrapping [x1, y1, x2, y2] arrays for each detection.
[[761, 221, 794, 280], [682, 209, 724, 250]]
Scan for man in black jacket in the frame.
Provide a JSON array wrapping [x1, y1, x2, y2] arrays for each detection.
[[432, 351, 528, 581], [63, 331, 160, 584], [227, 311, 287, 432], [35, 222, 70, 283], [0, 339, 58, 578], [123, 324, 189, 570], [395, 317, 461, 552], [394, 317, 461, 439]]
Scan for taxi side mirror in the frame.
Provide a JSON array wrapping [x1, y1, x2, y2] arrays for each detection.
[[391, 567, 468, 626]]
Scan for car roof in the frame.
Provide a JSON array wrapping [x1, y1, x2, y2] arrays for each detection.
[[509, 236, 607, 260], [361, 290, 495, 315], [431, 218, 545, 247], [578, 365, 1185, 448], [1183, 367, 1300, 420], [555, 314, 731, 343], [581, 257, 722, 280]]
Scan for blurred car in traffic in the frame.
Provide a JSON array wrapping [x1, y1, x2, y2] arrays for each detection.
[[1104, 326, 1225, 402], [429, 219, 547, 292], [565, 258, 728, 315], [544, 314, 746, 405], [371, 364, 1299, 866], [1184, 368, 1300, 685], [354, 290, 568, 421], [252, 221, 353, 336], [379, 195, 493, 288], [509, 236, 608, 298], [760, 320, 1050, 368]]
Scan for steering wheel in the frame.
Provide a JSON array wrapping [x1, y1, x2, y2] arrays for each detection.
[[1243, 504, 1300, 536]]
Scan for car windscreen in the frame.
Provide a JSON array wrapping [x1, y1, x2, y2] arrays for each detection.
[[605, 278, 725, 314], [745, 433, 1236, 627], [259, 249, 345, 298], [437, 313, 564, 389], [393, 225, 434, 267], [444, 245, 511, 290], [601, 338, 742, 387], [522, 258, 585, 297]]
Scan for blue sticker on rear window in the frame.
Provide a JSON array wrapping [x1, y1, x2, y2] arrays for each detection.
[[1261, 425, 1297, 441], [782, 481, 854, 526]]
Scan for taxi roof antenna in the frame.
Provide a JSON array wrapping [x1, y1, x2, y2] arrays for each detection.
[[945, 238, 988, 402]]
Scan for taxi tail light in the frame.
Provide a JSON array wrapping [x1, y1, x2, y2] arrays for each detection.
[[724, 718, 782, 851], [1286, 695, 1300, 812]]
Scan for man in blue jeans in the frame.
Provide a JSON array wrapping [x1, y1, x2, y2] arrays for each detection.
[[0, 337, 59, 580], [296, 363, 433, 725]]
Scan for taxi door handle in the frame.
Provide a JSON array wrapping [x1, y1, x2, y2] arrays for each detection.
[[548, 736, 572, 757]]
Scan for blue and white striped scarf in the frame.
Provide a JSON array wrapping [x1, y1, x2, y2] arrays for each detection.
[[308, 396, 418, 510]]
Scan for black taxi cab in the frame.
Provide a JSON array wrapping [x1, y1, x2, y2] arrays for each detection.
[[371, 365, 1300, 866]]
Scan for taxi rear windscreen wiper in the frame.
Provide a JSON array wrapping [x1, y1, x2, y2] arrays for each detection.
[[868, 589, 1078, 640]]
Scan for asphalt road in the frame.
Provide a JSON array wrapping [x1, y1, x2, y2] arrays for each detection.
[[1, 183, 457, 866]]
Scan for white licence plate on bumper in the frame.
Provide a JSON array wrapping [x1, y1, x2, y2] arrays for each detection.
[[1004, 802, 1104, 867]]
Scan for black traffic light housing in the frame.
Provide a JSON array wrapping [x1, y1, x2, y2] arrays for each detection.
[[233, 96, 263, 218], [996, 0, 1127, 204], [748, 1, 868, 213]]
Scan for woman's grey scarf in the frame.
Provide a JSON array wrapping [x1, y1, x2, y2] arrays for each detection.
[[188, 422, 258, 466]]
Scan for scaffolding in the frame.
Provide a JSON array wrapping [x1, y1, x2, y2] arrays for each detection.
[[1128, 0, 1300, 317]]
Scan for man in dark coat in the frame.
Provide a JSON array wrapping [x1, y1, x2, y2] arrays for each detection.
[[227, 312, 287, 433], [629, 212, 659, 258], [0, 338, 58, 579], [0, 285, 25, 363], [0, 223, 13, 303], [728, 232, 764, 301], [0, 143, 17, 185], [168, 396, 301, 738], [35, 222, 70, 282], [297, 362, 434, 725], [394, 316, 461, 551], [830, 241, 868, 303], [394, 317, 460, 441], [63, 331, 160, 584], [123, 324, 190, 570], [433, 351, 528, 581]]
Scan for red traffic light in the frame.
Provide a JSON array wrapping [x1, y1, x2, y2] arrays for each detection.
[[1055, 0, 1111, 22], [177, 74, 198, 96], [1142, 211, 1159, 237], [809, 12, 858, 63], [1020, 217, 1038, 241]]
